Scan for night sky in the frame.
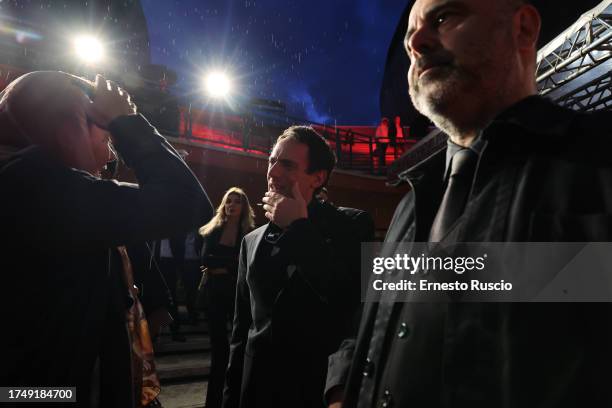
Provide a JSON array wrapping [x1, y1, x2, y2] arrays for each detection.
[[141, 0, 408, 126], [0, 1, 601, 127]]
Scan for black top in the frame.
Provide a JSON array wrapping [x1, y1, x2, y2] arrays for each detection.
[[201, 227, 244, 275]]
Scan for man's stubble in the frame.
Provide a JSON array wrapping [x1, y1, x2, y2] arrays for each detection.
[[408, 27, 516, 140]]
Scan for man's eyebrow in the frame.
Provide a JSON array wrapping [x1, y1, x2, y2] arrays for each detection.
[[278, 158, 296, 167], [268, 156, 296, 167], [423, 0, 466, 20], [405, 0, 467, 46]]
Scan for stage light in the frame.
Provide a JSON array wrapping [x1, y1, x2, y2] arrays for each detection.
[[73, 35, 104, 64], [204, 71, 232, 98]]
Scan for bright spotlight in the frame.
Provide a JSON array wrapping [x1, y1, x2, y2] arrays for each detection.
[[74, 35, 104, 64], [205, 71, 232, 98]]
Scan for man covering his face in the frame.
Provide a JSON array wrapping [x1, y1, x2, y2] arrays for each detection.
[[0, 71, 212, 407]]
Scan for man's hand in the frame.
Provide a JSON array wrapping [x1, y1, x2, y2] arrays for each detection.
[[86, 74, 137, 129], [262, 182, 308, 228]]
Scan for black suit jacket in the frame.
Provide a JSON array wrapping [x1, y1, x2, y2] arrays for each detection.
[[223, 201, 374, 408]]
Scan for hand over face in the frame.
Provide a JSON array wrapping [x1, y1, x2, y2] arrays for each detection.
[[262, 182, 308, 229], [86, 74, 137, 129]]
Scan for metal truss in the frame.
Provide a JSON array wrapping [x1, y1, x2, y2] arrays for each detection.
[[536, 0, 612, 104], [554, 70, 612, 111]]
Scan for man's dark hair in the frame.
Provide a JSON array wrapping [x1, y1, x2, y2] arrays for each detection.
[[276, 125, 336, 194]]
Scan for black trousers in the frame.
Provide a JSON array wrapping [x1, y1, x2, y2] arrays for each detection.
[[204, 274, 236, 408], [183, 259, 202, 321]]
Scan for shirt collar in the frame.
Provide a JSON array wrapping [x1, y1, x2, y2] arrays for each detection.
[[444, 133, 486, 180]]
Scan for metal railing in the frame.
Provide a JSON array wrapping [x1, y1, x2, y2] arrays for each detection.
[[157, 105, 416, 176]]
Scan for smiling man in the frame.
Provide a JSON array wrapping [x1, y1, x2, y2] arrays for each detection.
[[223, 126, 373, 408], [339, 0, 612, 407]]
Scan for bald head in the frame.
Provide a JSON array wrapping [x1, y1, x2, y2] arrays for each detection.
[[0, 71, 113, 174]]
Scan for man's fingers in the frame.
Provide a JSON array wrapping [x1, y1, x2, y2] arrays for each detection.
[[94, 74, 104, 91], [87, 74, 135, 128], [265, 211, 273, 220], [107, 80, 118, 92], [263, 193, 284, 205], [118, 87, 132, 102]]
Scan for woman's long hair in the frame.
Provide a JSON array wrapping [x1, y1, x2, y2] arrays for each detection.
[[199, 187, 255, 237]]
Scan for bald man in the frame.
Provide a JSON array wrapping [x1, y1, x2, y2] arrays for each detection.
[[0, 72, 212, 406], [335, 0, 612, 407]]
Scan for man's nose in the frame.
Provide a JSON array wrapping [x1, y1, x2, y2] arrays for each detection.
[[268, 162, 281, 178], [407, 24, 438, 59]]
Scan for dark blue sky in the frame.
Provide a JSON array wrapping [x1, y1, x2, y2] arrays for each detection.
[[141, 0, 408, 126]]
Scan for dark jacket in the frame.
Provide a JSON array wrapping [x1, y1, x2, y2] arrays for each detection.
[[343, 96, 612, 408], [223, 201, 374, 408], [127, 241, 173, 315], [0, 114, 212, 407]]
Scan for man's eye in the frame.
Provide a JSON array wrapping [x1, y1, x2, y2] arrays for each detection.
[[435, 13, 452, 26]]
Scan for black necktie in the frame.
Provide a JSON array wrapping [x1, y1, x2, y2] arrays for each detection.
[[429, 148, 477, 242]]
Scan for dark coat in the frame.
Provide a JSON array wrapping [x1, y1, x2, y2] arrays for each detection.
[[127, 241, 173, 316], [0, 114, 212, 407], [343, 97, 612, 408], [223, 201, 374, 408]]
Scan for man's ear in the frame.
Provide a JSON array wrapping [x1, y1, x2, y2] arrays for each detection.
[[514, 4, 541, 52], [311, 170, 328, 190]]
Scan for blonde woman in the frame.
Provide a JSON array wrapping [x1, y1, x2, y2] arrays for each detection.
[[199, 187, 254, 408]]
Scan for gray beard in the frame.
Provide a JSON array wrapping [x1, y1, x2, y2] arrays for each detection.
[[409, 68, 503, 140]]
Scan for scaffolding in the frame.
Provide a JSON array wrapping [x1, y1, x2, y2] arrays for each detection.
[[536, 0, 612, 111]]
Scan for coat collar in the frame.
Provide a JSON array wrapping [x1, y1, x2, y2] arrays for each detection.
[[484, 95, 577, 140], [399, 96, 575, 183], [245, 224, 268, 269], [398, 140, 446, 184], [245, 199, 333, 268]]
